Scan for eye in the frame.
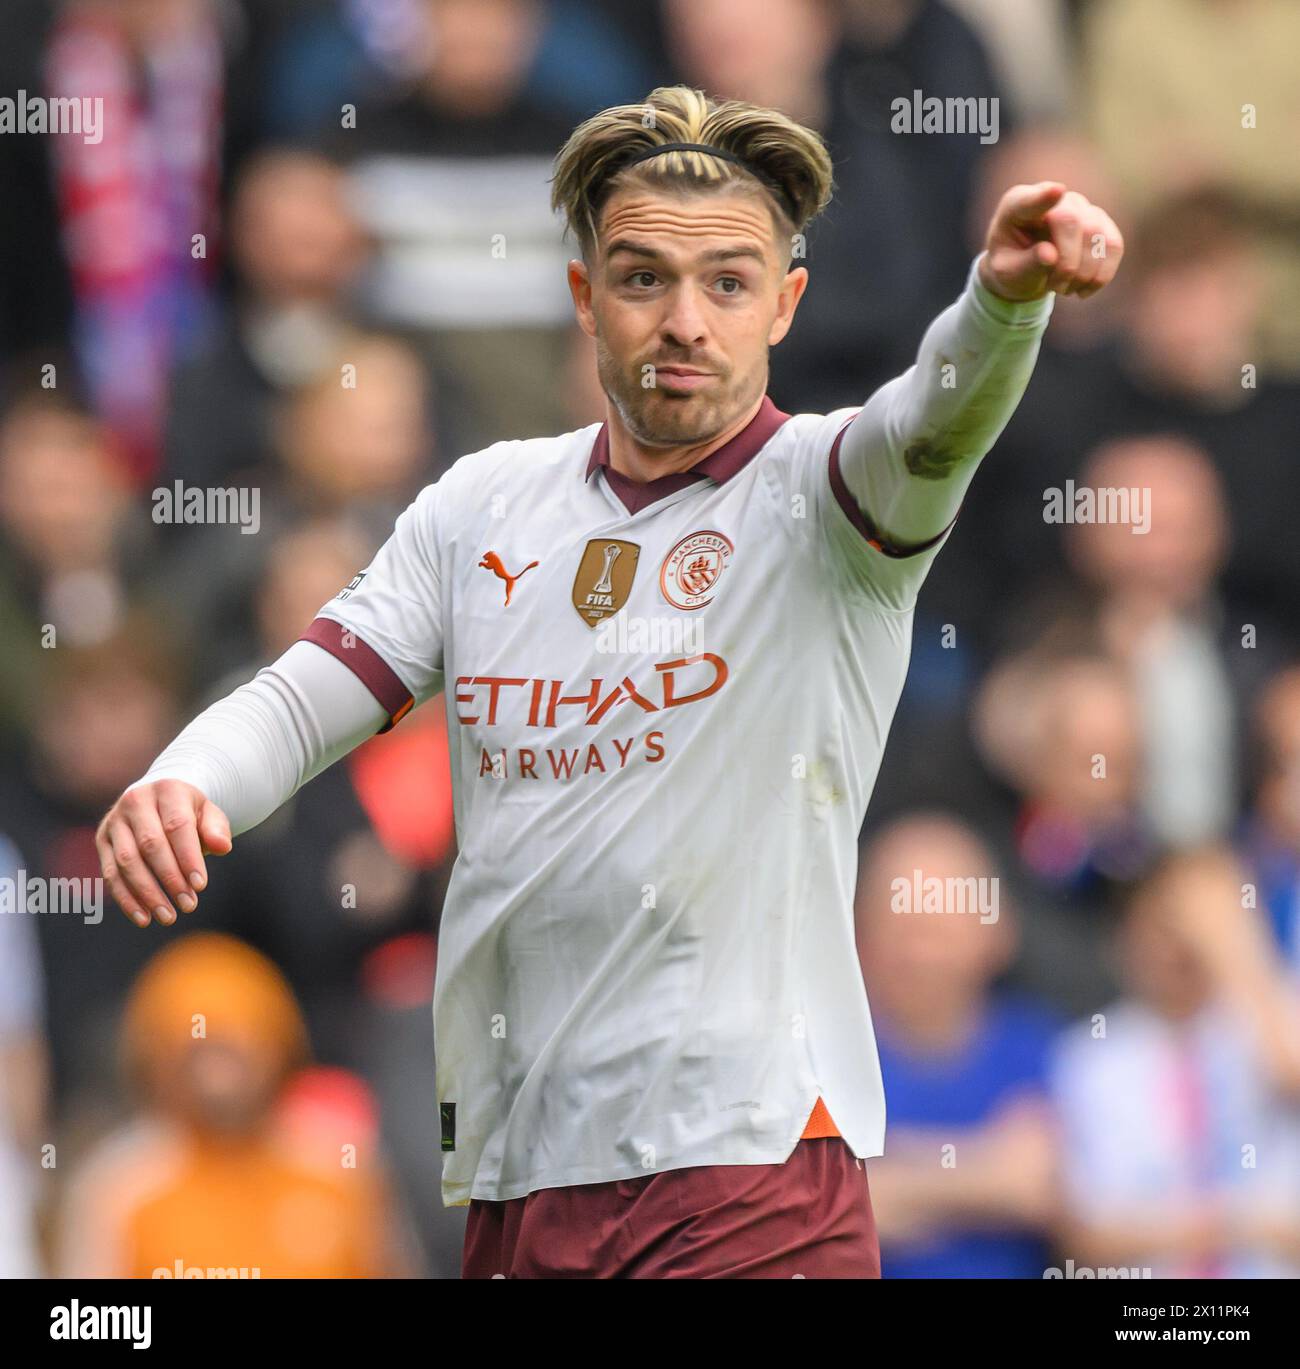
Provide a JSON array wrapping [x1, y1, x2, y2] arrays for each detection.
[[626, 270, 658, 288], [714, 276, 744, 295]]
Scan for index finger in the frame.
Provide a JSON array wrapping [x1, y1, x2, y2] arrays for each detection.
[[1004, 181, 1068, 228], [155, 781, 207, 896]]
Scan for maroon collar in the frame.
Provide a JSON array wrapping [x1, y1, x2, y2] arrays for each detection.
[[585, 395, 791, 514]]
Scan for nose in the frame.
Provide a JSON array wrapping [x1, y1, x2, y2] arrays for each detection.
[[660, 282, 708, 351]]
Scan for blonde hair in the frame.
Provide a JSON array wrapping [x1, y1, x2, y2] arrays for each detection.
[[551, 85, 834, 260]]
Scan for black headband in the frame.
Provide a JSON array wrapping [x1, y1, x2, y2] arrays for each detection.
[[619, 141, 799, 225]]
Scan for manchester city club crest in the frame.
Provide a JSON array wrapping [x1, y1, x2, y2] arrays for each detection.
[[659, 530, 733, 611]]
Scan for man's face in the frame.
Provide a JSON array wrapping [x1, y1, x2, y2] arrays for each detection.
[[157, 1037, 283, 1135], [568, 186, 807, 449]]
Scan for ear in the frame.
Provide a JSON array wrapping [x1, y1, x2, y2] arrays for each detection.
[[768, 265, 809, 346], [567, 259, 597, 339]]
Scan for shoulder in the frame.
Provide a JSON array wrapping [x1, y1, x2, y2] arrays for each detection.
[[759, 407, 861, 483], [435, 424, 601, 505], [765, 407, 859, 457], [426, 424, 604, 531], [745, 408, 860, 501], [373, 427, 600, 564], [65, 1117, 186, 1204], [55, 1117, 187, 1275]]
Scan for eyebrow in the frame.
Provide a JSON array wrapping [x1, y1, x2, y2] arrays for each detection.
[[604, 238, 662, 261], [604, 239, 767, 267], [698, 245, 767, 266]]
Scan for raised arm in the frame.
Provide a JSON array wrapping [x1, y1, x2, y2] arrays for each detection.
[[834, 183, 1123, 581]]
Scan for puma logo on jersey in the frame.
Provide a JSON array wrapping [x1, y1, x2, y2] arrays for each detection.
[[479, 550, 539, 606]]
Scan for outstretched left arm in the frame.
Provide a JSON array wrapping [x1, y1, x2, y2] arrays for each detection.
[[835, 183, 1124, 564]]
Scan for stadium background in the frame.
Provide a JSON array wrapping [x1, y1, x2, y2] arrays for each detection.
[[0, 0, 1298, 1278]]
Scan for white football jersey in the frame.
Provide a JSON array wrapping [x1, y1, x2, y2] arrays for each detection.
[[306, 393, 960, 1205]]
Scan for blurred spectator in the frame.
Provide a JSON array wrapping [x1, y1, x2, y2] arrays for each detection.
[[247, 518, 376, 680], [1243, 668, 1300, 974], [974, 651, 1151, 1011], [43, 0, 228, 481], [260, 0, 430, 140], [56, 933, 411, 1276], [0, 834, 50, 1277], [525, 0, 666, 119], [856, 813, 1062, 1278], [163, 147, 372, 494], [1117, 191, 1265, 413], [0, 626, 183, 1115], [1050, 849, 1300, 1277], [1084, 0, 1300, 376], [979, 434, 1283, 851], [328, 0, 576, 453], [0, 1, 73, 381], [261, 0, 660, 139], [0, 398, 153, 739], [162, 329, 433, 686], [1062, 438, 1242, 846], [661, 0, 840, 129], [944, 0, 1076, 125], [976, 651, 1148, 883], [194, 513, 374, 703], [275, 334, 431, 520]]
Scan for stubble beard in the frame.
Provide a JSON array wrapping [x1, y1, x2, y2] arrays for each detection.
[[596, 336, 750, 450]]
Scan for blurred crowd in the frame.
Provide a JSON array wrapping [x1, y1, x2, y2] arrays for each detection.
[[0, 0, 1297, 1279]]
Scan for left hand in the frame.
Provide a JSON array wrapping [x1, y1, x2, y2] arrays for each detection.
[[978, 181, 1124, 303]]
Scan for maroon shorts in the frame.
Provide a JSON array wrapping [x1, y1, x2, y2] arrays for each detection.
[[461, 1137, 880, 1278]]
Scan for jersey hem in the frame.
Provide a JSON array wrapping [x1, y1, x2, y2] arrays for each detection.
[[441, 1127, 886, 1206]]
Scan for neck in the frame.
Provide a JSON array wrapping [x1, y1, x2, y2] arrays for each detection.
[[604, 391, 765, 483], [182, 1121, 269, 1158]]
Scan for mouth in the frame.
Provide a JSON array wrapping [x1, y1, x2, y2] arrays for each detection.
[[654, 367, 715, 394]]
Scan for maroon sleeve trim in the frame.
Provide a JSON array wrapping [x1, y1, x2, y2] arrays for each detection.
[[300, 617, 415, 733], [827, 420, 960, 559]]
